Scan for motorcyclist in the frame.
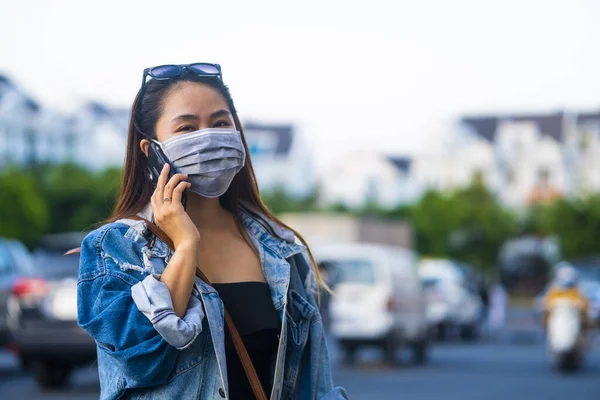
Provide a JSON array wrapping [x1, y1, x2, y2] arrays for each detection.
[[543, 262, 591, 330]]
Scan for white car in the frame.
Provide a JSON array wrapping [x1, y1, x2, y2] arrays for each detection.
[[419, 259, 483, 341], [314, 243, 430, 365]]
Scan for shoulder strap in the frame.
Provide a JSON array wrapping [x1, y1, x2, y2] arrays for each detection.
[[66, 215, 268, 400]]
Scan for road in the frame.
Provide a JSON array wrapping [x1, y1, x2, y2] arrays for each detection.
[[333, 339, 600, 400], [0, 336, 599, 399]]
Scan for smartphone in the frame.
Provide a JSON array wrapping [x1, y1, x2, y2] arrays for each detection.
[[146, 142, 188, 210]]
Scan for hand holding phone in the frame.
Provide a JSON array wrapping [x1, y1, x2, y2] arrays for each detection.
[[150, 162, 200, 251], [146, 142, 188, 210]]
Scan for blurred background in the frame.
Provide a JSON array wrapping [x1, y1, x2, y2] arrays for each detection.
[[1, 0, 600, 399]]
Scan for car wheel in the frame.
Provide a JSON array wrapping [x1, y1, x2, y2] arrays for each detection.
[[556, 351, 580, 373], [382, 333, 399, 365], [31, 360, 71, 390], [18, 356, 31, 370], [460, 323, 479, 341], [411, 338, 429, 364], [341, 345, 358, 365], [436, 323, 448, 341]]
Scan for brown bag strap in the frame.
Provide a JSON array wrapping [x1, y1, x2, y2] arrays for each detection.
[[127, 216, 268, 400]]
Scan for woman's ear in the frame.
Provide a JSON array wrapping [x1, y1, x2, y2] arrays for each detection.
[[140, 139, 150, 157]]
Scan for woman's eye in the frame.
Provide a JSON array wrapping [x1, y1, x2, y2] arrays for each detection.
[[177, 125, 195, 132], [213, 120, 231, 128]]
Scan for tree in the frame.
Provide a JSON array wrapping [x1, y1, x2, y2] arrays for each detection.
[[408, 181, 518, 277], [409, 189, 464, 257], [261, 186, 318, 214], [33, 163, 122, 233], [0, 169, 48, 247], [448, 181, 518, 276], [536, 195, 600, 259]]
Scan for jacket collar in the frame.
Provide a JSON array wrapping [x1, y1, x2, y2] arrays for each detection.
[[128, 202, 305, 260], [238, 203, 306, 260]]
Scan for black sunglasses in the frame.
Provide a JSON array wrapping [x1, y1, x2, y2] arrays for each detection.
[[140, 63, 222, 92]]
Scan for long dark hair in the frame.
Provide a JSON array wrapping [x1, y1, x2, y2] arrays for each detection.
[[108, 73, 325, 288]]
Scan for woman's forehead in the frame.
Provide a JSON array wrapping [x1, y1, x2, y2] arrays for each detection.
[[162, 81, 229, 115]]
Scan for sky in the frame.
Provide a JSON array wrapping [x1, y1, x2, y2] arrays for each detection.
[[2, 0, 600, 170]]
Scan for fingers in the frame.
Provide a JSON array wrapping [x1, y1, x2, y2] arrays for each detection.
[[172, 181, 192, 206], [163, 173, 188, 201], [155, 164, 170, 198]]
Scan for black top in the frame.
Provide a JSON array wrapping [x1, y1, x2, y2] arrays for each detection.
[[213, 281, 281, 400]]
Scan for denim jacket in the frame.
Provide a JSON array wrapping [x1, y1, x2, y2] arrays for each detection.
[[76, 204, 347, 400]]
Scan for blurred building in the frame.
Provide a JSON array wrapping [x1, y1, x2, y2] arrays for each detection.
[[322, 110, 600, 210], [0, 74, 40, 165], [0, 76, 316, 197], [0, 75, 128, 170], [462, 111, 600, 207], [319, 152, 420, 209], [280, 212, 413, 249], [412, 126, 498, 194], [243, 122, 316, 198]]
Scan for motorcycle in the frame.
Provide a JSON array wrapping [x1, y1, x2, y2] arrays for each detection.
[[546, 298, 588, 372]]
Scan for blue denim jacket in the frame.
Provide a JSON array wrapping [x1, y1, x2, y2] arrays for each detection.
[[76, 205, 347, 400]]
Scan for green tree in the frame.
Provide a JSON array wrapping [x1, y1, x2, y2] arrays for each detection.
[[261, 186, 318, 214], [448, 181, 518, 275], [32, 163, 121, 233], [409, 189, 464, 257], [537, 195, 600, 259], [408, 181, 517, 276], [0, 169, 49, 247]]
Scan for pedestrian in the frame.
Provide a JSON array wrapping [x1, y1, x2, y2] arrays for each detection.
[[487, 280, 509, 340], [478, 278, 490, 324], [76, 63, 347, 400]]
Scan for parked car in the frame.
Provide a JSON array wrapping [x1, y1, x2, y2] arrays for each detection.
[[0, 238, 36, 346], [313, 243, 430, 365], [4, 232, 95, 389], [419, 258, 483, 341]]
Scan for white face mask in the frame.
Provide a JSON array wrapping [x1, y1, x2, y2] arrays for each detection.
[[155, 128, 246, 198]]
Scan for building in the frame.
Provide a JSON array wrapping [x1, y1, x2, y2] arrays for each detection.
[[412, 126, 497, 194], [0, 75, 40, 165], [280, 212, 413, 249], [319, 152, 420, 209], [321, 110, 600, 210], [0, 75, 316, 193], [0, 75, 129, 170], [462, 111, 600, 207], [243, 122, 316, 198]]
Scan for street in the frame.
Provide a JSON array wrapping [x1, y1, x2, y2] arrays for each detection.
[[333, 340, 600, 400], [1, 334, 599, 399]]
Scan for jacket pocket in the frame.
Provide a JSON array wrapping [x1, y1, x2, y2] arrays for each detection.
[[283, 289, 317, 397], [286, 289, 317, 345]]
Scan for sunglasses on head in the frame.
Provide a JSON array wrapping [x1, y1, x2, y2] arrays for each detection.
[[140, 62, 222, 93]]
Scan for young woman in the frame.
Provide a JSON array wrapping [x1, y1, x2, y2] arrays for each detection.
[[76, 63, 347, 400]]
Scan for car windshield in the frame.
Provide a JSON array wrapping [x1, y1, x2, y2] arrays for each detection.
[[7, 241, 34, 270], [421, 277, 440, 289], [1, 240, 35, 274], [32, 250, 80, 279], [320, 259, 376, 285]]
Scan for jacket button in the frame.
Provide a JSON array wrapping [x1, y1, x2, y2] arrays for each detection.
[[219, 388, 226, 398]]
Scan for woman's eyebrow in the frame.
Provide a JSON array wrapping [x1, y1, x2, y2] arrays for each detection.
[[171, 114, 200, 123], [210, 109, 232, 119], [171, 110, 231, 123]]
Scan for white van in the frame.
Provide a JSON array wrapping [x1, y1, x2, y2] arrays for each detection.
[[313, 243, 430, 364]]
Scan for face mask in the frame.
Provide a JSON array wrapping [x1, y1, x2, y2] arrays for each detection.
[[156, 128, 246, 198]]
